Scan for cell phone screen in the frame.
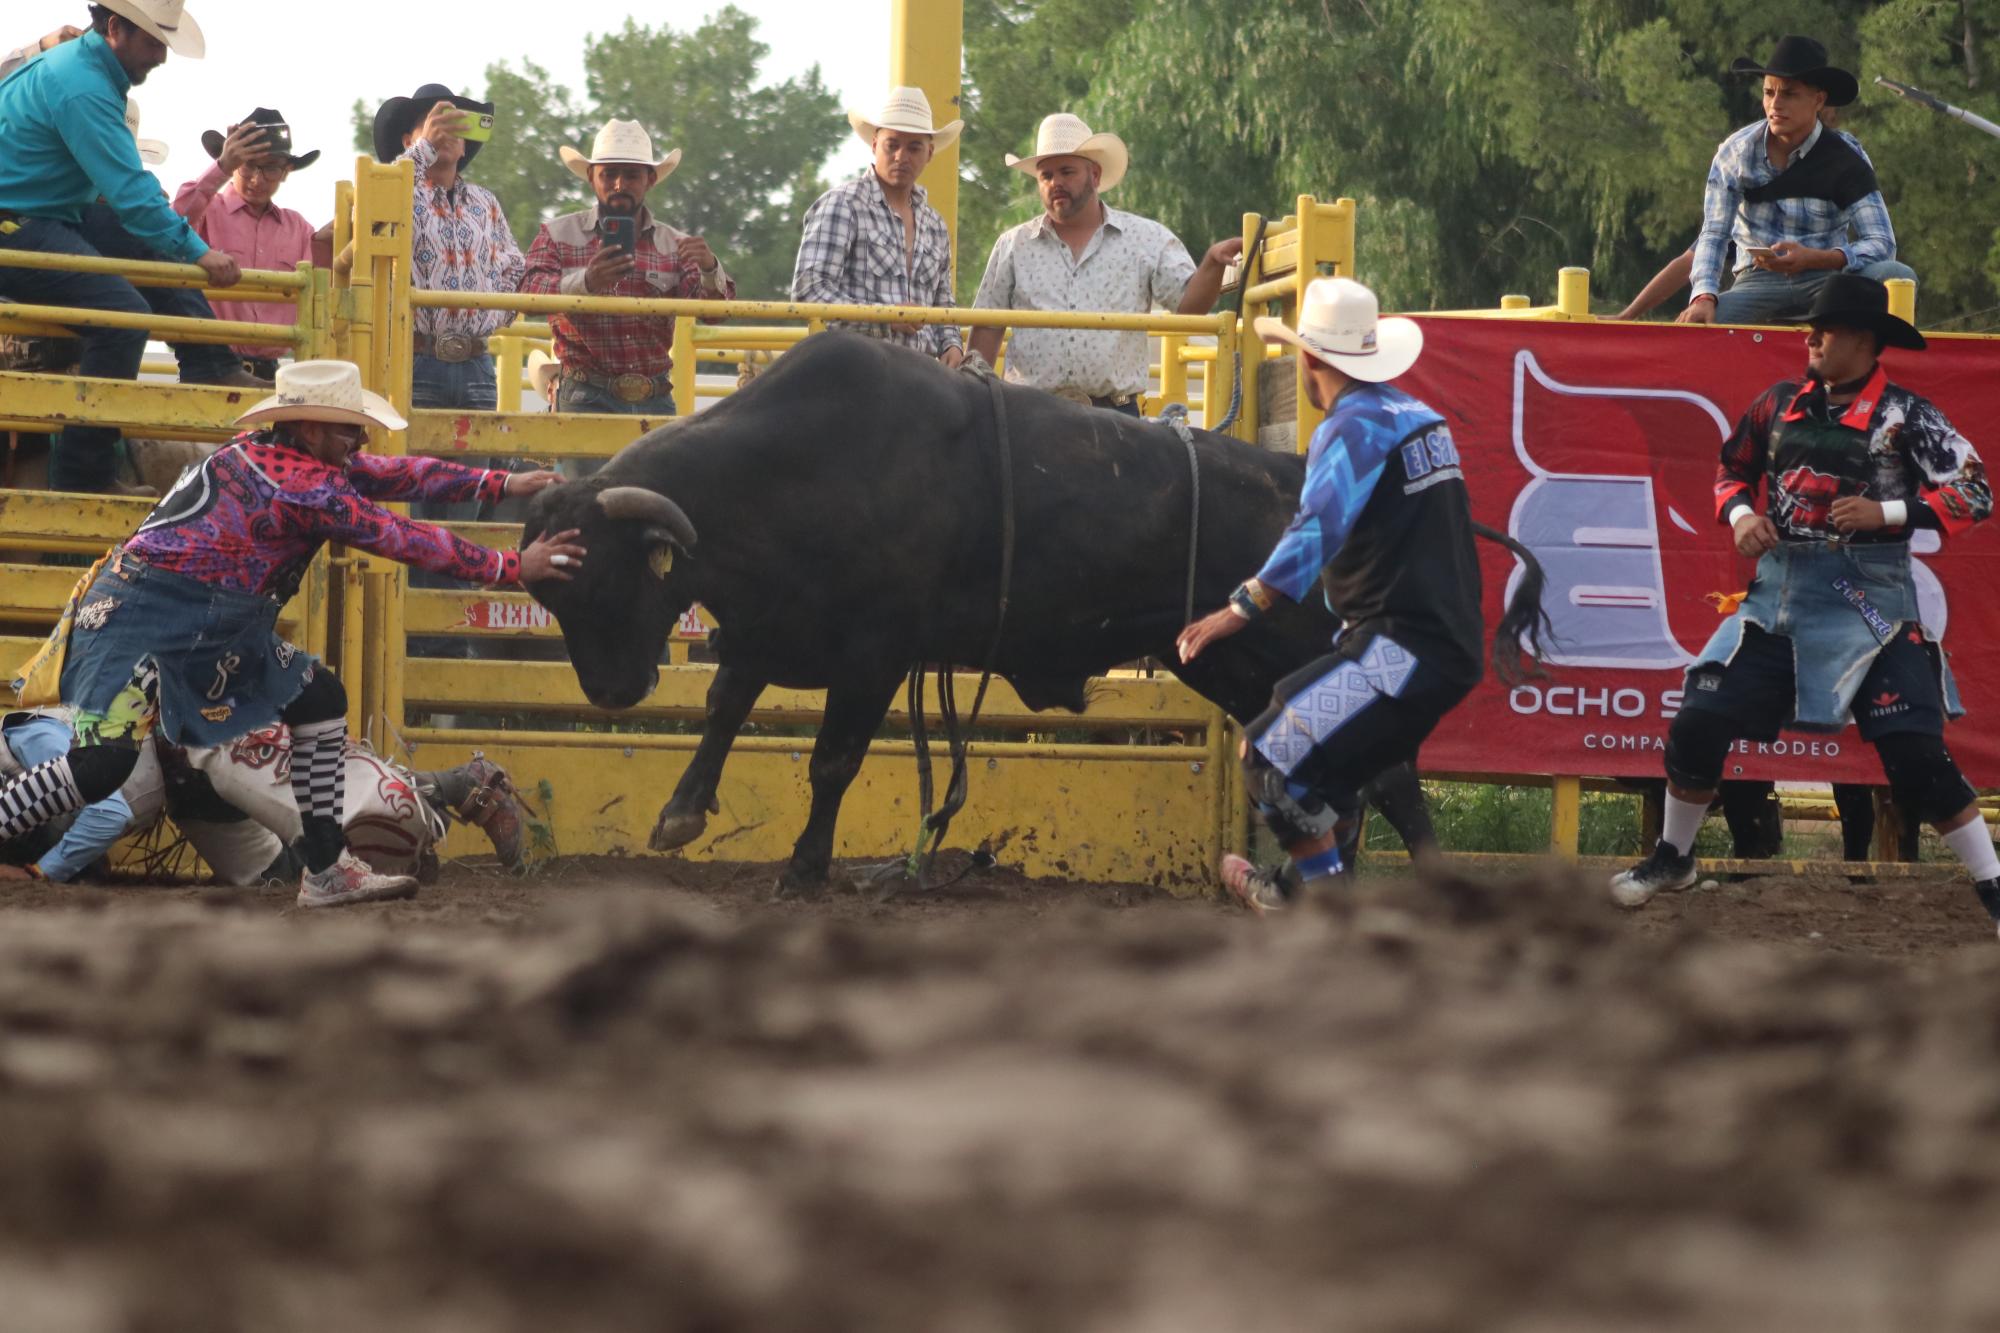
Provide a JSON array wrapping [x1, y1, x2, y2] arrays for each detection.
[[602, 216, 637, 255]]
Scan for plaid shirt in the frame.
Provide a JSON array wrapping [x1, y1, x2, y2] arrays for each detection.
[[401, 138, 525, 341], [519, 204, 734, 379], [792, 169, 959, 356], [1691, 122, 1896, 300]]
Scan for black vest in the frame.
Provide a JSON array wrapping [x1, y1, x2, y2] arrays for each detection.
[[1742, 130, 1878, 210]]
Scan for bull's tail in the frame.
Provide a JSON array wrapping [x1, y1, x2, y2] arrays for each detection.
[[1473, 522, 1554, 686]]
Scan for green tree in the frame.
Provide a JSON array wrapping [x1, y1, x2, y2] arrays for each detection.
[[957, 0, 1142, 301], [961, 0, 2000, 326], [352, 5, 843, 299]]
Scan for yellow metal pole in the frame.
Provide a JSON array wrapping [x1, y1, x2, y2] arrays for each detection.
[[671, 312, 696, 415], [1557, 267, 1592, 318], [1293, 196, 1316, 456], [494, 333, 523, 411], [1202, 315, 1229, 431], [1885, 276, 1916, 326], [1501, 294, 1531, 311], [1550, 776, 1582, 858], [889, 0, 963, 270], [1159, 332, 1188, 409], [1237, 210, 1263, 443]]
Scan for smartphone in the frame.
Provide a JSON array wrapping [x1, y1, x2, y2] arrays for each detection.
[[1745, 245, 1780, 261], [601, 215, 637, 255]]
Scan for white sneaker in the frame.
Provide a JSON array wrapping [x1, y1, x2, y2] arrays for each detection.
[[297, 850, 419, 909], [1609, 840, 1698, 909]]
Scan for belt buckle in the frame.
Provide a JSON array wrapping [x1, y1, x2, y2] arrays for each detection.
[[612, 373, 654, 403], [435, 331, 477, 363]]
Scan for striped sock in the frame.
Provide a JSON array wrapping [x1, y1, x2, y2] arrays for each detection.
[[0, 756, 86, 845], [288, 717, 347, 830]]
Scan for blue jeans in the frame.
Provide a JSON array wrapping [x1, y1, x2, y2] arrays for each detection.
[[1714, 259, 1919, 325], [0, 214, 149, 489], [408, 351, 503, 659], [76, 203, 239, 384]]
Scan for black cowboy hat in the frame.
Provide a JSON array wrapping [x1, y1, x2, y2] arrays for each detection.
[[1804, 273, 1925, 351], [1731, 35, 1859, 107], [201, 107, 320, 171], [371, 83, 494, 167]]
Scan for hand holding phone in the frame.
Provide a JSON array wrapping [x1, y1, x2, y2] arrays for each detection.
[[601, 214, 638, 255]]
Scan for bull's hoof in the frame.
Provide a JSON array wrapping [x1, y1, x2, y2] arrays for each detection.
[[771, 866, 831, 902], [649, 807, 709, 852]]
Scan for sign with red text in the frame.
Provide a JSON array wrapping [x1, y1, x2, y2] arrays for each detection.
[[1394, 320, 2000, 785]]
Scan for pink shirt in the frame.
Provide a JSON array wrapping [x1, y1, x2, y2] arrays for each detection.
[[172, 161, 321, 358]]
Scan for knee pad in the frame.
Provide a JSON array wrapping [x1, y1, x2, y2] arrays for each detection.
[[1241, 743, 1341, 845], [281, 667, 347, 727], [1664, 708, 1737, 791], [67, 743, 139, 803], [1876, 732, 1976, 825]]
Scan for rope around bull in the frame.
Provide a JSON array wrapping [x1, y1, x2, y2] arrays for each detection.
[[876, 221, 1268, 893]]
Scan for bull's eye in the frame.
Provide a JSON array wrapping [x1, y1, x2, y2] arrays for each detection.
[[648, 546, 673, 580]]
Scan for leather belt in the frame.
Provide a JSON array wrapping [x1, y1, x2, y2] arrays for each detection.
[[567, 365, 672, 404], [414, 331, 490, 363]]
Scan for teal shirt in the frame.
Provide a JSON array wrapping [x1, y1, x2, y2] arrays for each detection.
[[0, 31, 207, 264]]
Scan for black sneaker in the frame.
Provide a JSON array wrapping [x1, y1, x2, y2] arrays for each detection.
[[1610, 840, 1698, 909], [1974, 878, 2000, 941]]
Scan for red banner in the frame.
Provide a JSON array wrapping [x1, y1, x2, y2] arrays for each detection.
[[1394, 319, 2000, 786]]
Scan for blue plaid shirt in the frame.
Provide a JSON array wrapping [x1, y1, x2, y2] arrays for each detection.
[[791, 169, 960, 357], [1691, 121, 1896, 300]]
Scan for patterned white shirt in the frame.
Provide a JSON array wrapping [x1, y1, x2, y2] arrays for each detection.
[[972, 206, 1197, 398], [400, 138, 525, 340], [791, 169, 959, 357]]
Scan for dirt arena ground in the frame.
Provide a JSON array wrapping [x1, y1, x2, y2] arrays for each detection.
[[1, 854, 1997, 1332]]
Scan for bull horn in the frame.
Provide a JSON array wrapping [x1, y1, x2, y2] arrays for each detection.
[[597, 486, 697, 550]]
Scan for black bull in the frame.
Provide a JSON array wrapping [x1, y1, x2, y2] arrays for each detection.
[[523, 333, 1546, 893]]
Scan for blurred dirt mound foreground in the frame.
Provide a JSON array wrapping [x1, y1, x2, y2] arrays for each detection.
[[0, 863, 1997, 1332]]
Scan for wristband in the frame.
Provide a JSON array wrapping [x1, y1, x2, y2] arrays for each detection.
[[1728, 505, 1759, 531], [1880, 500, 1908, 527], [1229, 581, 1273, 621]]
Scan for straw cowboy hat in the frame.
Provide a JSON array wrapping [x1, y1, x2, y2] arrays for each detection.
[[847, 86, 962, 151], [201, 107, 320, 171], [559, 120, 681, 182], [1254, 277, 1424, 383], [372, 84, 494, 167], [1005, 113, 1128, 192], [235, 361, 409, 432], [99, 0, 204, 58], [125, 99, 168, 167], [525, 349, 560, 400], [1731, 35, 1859, 106]]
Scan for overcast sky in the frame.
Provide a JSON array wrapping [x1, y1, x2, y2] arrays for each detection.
[[14, 0, 889, 195]]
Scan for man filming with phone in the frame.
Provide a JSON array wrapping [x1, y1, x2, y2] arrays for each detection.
[[520, 120, 733, 422]]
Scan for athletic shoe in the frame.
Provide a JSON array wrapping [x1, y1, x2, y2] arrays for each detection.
[[1974, 878, 2000, 941], [1609, 840, 1698, 909], [1220, 854, 1289, 916], [297, 851, 418, 909], [448, 754, 529, 869]]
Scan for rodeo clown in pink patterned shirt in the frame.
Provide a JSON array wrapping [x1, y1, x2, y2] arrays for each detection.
[[0, 361, 585, 908]]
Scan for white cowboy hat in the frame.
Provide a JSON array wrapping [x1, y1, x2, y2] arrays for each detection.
[[98, 0, 204, 58], [125, 98, 168, 167], [525, 348, 559, 400], [847, 86, 962, 151], [1254, 277, 1423, 383], [1005, 113, 1127, 192], [558, 119, 682, 183], [235, 360, 408, 431]]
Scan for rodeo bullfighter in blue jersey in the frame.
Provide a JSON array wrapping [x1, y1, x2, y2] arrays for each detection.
[[1179, 277, 1542, 913]]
